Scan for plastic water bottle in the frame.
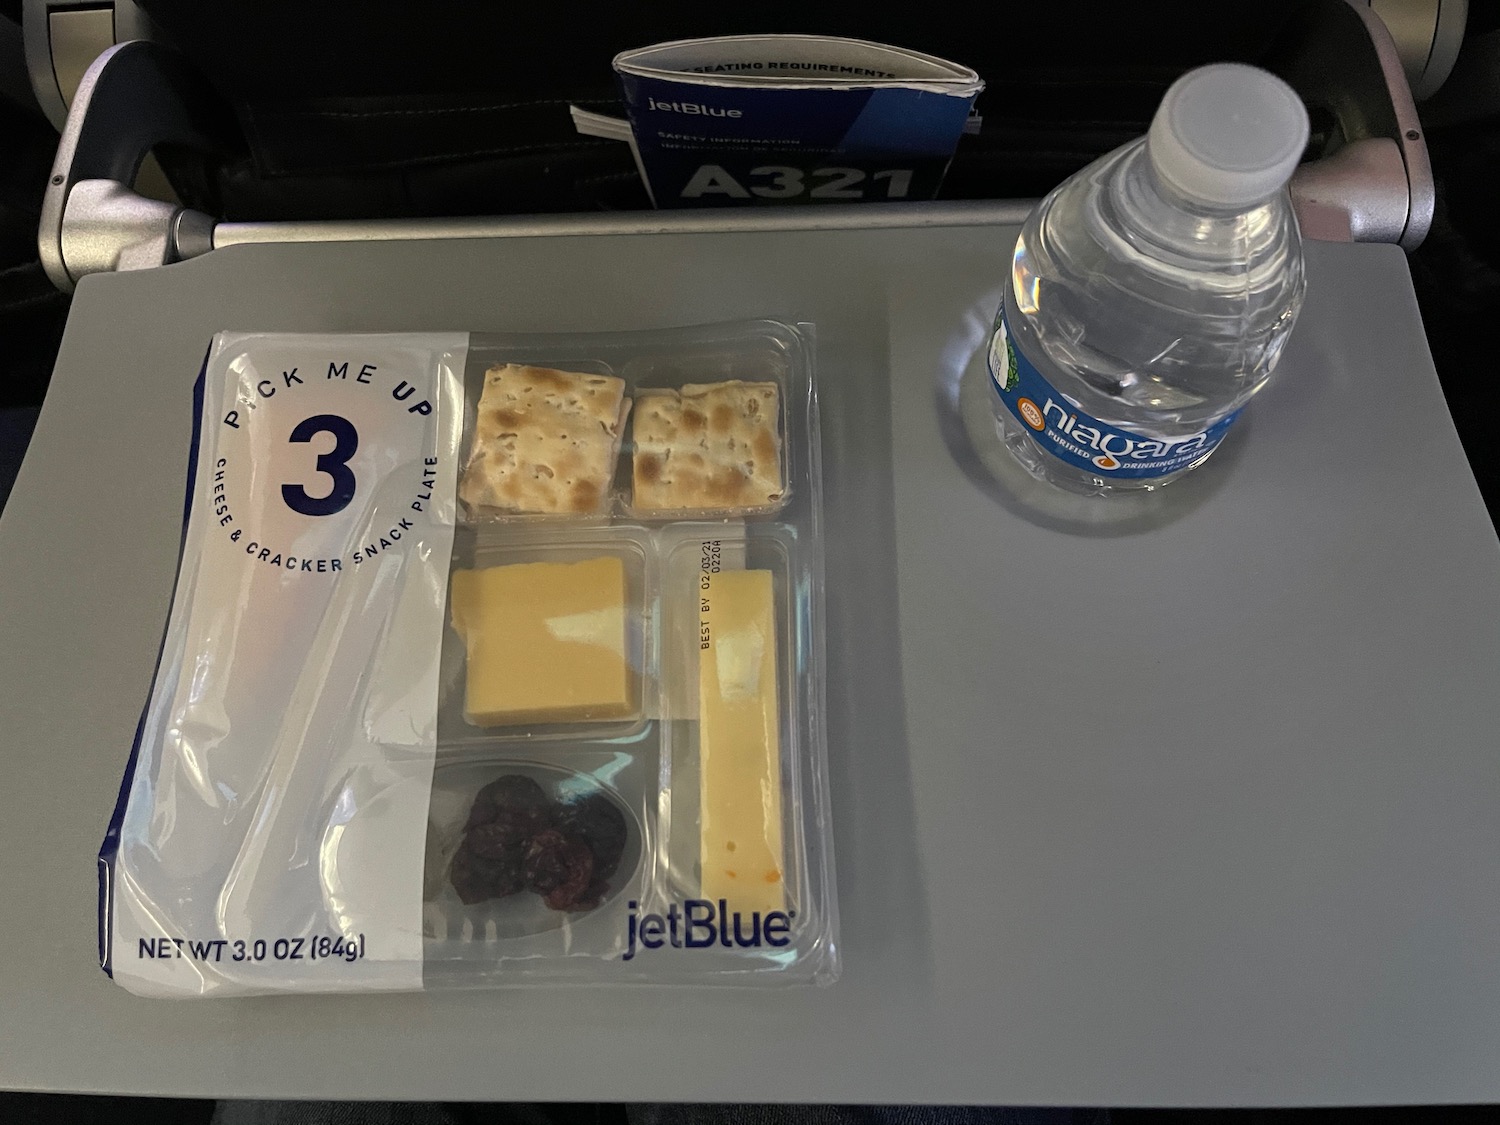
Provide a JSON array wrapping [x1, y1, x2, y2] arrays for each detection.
[[987, 63, 1309, 495]]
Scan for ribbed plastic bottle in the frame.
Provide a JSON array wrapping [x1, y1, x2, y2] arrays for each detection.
[[987, 63, 1310, 494]]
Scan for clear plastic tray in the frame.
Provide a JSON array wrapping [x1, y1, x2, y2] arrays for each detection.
[[424, 321, 835, 984]]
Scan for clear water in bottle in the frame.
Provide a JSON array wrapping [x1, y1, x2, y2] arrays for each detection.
[[987, 63, 1309, 495]]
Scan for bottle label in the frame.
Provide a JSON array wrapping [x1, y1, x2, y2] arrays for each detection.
[[988, 309, 1240, 480]]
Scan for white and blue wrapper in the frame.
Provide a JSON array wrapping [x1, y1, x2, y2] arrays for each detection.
[[99, 332, 467, 996]]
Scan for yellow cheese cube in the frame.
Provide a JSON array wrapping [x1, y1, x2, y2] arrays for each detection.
[[450, 557, 634, 726], [699, 569, 784, 914]]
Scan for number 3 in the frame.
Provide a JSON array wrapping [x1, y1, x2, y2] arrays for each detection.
[[749, 166, 802, 199], [282, 414, 359, 516]]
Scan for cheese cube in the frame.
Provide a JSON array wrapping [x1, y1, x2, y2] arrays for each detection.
[[450, 557, 634, 726], [698, 569, 784, 914]]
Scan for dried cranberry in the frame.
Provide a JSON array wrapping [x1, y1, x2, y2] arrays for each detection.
[[464, 773, 550, 834], [464, 799, 496, 830], [483, 846, 526, 898], [449, 840, 524, 904], [563, 878, 612, 912], [525, 829, 595, 908], [458, 777, 619, 913], [476, 774, 548, 813], [467, 809, 547, 855], [552, 793, 628, 881], [450, 847, 493, 904], [449, 849, 486, 904], [541, 843, 596, 911], [522, 830, 572, 893], [463, 821, 522, 861]]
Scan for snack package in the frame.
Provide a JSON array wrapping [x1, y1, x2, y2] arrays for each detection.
[[98, 321, 837, 996]]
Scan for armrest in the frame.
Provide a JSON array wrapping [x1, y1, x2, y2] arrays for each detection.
[[1277, 0, 1435, 250], [38, 38, 231, 291]]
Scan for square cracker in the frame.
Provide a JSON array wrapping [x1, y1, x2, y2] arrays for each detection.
[[631, 380, 783, 513], [459, 364, 629, 516]]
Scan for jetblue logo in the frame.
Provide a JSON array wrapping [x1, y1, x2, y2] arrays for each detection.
[[624, 899, 792, 960], [646, 97, 743, 119]]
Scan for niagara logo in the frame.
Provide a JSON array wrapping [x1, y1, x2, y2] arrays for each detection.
[[1036, 398, 1213, 470], [989, 318, 1219, 474]]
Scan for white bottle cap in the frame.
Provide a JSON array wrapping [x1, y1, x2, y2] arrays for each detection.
[[1147, 63, 1310, 208]]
